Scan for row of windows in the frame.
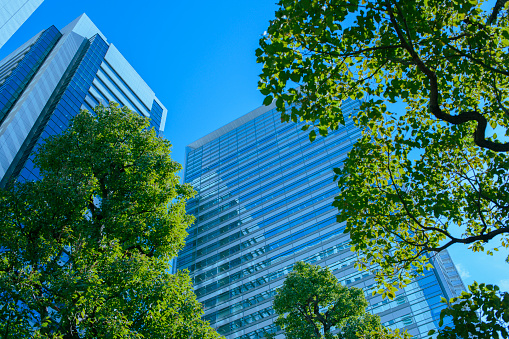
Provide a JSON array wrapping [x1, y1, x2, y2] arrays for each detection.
[[186, 121, 296, 180], [189, 129, 351, 208], [193, 198, 239, 223], [99, 60, 148, 117], [94, 73, 124, 108], [192, 192, 233, 214], [102, 58, 151, 113], [200, 240, 354, 322], [239, 324, 277, 339], [96, 64, 157, 128], [89, 82, 109, 105], [217, 306, 274, 335], [182, 173, 334, 255], [193, 223, 346, 301], [204, 290, 277, 325], [0, 46, 30, 82], [181, 187, 338, 271], [181, 177, 336, 261]]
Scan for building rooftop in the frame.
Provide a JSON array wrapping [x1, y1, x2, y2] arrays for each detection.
[[187, 101, 276, 150]]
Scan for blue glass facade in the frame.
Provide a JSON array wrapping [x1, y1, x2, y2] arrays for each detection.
[[0, 26, 61, 123], [0, 14, 168, 186], [178, 100, 461, 338], [18, 34, 108, 181]]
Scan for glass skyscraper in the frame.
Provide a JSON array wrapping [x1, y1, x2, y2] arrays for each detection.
[[177, 100, 464, 338], [0, 0, 43, 49], [0, 13, 167, 186]]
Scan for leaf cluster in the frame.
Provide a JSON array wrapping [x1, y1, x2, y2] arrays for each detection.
[[258, 0, 509, 150], [430, 282, 509, 339]]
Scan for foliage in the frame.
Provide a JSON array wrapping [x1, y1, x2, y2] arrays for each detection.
[[0, 103, 220, 338], [272, 262, 408, 339], [431, 282, 509, 339], [257, 0, 509, 293]]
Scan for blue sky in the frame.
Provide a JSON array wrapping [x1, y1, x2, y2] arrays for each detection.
[[1, 0, 507, 294]]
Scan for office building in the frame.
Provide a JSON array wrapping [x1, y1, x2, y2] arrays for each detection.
[[177, 100, 464, 338], [0, 13, 167, 186], [0, 0, 43, 49]]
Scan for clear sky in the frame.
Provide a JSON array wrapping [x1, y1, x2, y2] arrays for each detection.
[[1, 0, 507, 294]]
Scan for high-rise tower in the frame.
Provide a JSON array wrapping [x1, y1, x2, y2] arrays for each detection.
[[177, 100, 464, 338], [0, 0, 44, 49], [0, 13, 167, 186]]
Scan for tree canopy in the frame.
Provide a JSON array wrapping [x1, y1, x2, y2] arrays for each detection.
[[0, 103, 220, 338], [257, 0, 509, 293], [272, 262, 408, 339]]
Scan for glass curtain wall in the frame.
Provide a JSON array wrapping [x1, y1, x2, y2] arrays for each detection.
[[178, 100, 457, 339]]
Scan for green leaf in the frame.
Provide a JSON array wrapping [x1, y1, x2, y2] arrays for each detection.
[[309, 130, 316, 142], [290, 72, 300, 82]]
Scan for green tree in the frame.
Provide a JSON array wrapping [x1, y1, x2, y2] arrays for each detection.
[[0, 103, 221, 338], [257, 0, 509, 336], [272, 262, 408, 339]]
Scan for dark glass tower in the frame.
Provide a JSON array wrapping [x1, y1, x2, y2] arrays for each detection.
[[0, 14, 167, 186], [177, 100, 464, 338]]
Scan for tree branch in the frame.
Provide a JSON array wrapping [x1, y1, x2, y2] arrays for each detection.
[[297, 304, 321, 337], [386, 0, 509, 152], [431, 226, 509, 252], [488, 0, 509, 25]]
